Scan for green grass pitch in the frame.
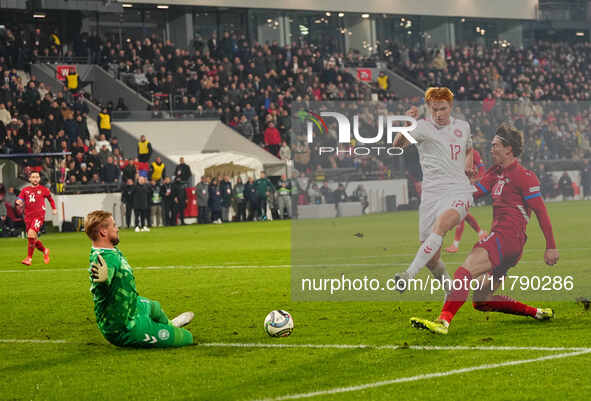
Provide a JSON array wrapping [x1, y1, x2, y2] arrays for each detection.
[[1, 201, 591, 400]]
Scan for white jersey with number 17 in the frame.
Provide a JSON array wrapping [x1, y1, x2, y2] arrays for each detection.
[[412, 117, 473, 197]]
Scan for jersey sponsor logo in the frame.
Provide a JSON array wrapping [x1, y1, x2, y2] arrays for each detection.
[[158, 329, 170, 340], [454, 129, 463, 138], [529, 186, 540, 192]]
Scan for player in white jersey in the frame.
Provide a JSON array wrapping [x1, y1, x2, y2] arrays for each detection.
[[393, 87, 475, 294]]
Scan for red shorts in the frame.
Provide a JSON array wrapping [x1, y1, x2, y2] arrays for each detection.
[[473, 231, 526, 277], [25, 215, 45, 233]]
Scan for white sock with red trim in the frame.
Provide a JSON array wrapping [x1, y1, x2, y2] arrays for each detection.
[[407, 233, 443, 279]]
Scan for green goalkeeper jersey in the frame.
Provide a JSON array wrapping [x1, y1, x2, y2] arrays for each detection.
[[88, 247, 138, 337]]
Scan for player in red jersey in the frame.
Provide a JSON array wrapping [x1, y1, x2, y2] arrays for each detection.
[[410, 124, 559, 334], [446, 148, 488, 253], [15, 171, 57, 266]]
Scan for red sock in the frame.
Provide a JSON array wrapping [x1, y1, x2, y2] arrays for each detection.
[[473, 295, 537, 317], [454, 221, 465, 242], [465, 213, 481, 233], [439, 267, 472, 323], [35, 240, 45, 253], [27, 238, 35, 258]]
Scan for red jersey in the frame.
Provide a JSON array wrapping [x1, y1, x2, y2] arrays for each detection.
[[18, 185, 56, 217], [474, 160, 556, 249], [472, 149, 486, 178]]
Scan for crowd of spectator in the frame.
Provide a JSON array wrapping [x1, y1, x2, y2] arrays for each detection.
[[389, 41, 591, 102], [379, 40, 591, 163], [106, 33, 591, 170], [2, 25, 591, 218], [99, 33, 386, 158]]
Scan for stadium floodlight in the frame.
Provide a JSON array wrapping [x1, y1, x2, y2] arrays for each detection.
[[33, 13, 46, 18], [325, 12, 331, 16], [361, 14, 370, 18], [338, 12, 344, 17], [576, 32, 585, 36], [122, 3, 133, 7], [157, 4, 169, 9]]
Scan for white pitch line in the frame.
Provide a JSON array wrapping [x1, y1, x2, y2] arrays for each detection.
[[0, 339, 67, 344], [250, 349, 591, 401], [0, 265, 290, 273], [309, 246, 591, 262], [2, 340, 589, 353], [0, 256, 585, 274], [198, 342, 591, 352]]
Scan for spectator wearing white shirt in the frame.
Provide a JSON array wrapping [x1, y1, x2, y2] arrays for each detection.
[[95, 133, 112, 152], [0, 103, 11, 126]]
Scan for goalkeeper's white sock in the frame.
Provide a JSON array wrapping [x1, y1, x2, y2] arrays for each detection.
[[407, 232, 443, 279]]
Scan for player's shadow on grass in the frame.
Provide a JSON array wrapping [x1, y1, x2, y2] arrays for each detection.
[[0, 343, 156, 375], [0, 351, 92, 375]]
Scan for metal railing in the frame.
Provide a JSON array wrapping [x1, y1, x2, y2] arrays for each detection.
[[33, 56, 91, 64], [111, 110, 220, 121]]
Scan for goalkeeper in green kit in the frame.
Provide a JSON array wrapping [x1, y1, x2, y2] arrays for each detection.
[[85, 210, 194, 348]]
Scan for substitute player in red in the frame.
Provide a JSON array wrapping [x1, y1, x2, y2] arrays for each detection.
[[446, 147, 488, 253], [411, 124, 558, 334], [16, 171, 57, 266]]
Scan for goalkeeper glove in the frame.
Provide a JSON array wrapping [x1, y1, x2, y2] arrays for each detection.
[[91, 254, 109, 283]]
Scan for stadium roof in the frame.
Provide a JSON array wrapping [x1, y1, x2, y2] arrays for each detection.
[[116, 0, 538, 19]]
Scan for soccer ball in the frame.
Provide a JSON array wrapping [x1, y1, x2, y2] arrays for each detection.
[[264, 310, 294, 337]]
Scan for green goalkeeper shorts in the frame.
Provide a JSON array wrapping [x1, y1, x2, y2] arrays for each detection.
[[106, 296, 193, 348]]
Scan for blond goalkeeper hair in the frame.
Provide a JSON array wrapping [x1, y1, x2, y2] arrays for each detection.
[[85, 210, 113, 241]]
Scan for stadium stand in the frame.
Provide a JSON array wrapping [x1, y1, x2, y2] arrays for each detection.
[[1, 15, 590, 223]]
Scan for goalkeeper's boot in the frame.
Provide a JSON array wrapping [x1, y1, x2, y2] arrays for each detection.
[[393, 271, 410, 294], [445, 244, 459, 253], [410, 317, 449, 335], [172, 312, 195, 328], [535, 308, 554, 321], [43, 248, 50, 264], [21, 257, 32, 266]]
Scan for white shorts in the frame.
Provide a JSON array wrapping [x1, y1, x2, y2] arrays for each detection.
[[418, 193, 473, 242]]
